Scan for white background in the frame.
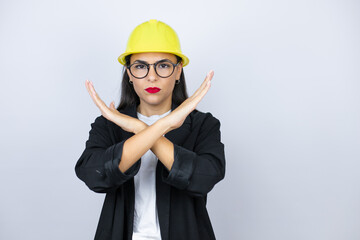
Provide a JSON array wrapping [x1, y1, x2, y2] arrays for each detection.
[[0, 0, 359, 239]]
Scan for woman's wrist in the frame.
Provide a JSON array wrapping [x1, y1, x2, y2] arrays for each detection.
[[158, 116, 173, 135], [134, 121, 148, 134], [133, 116, 172, 135]]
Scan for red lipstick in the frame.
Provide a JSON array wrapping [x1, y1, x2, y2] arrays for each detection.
[[145, 87, 160, 93]]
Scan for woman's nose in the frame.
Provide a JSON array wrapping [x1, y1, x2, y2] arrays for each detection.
[[147, 65, 157, 81]]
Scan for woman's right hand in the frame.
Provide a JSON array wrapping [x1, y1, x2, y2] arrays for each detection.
[[163, 70, 214, 133], [85, 79, 147, 134]]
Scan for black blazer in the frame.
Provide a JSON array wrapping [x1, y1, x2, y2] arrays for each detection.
[[75, 102, 226, 240]]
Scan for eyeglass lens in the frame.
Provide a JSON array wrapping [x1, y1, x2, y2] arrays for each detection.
[[129, 61, 175, 78]]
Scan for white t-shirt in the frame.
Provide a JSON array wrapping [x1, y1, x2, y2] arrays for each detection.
[[132, 109, 171, 240]]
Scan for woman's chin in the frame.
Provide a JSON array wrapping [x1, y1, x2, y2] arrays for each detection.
[[140, 96, 170, 107]]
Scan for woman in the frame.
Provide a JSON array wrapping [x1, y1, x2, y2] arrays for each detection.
[[75, 19, 226, 240]]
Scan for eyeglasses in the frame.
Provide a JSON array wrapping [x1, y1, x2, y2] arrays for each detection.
[[127, 59, 180, 79]]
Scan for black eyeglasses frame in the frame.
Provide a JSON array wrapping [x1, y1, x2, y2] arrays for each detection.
[[127, 59, 180, 79]]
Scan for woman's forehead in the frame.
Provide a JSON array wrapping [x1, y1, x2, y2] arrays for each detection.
[[130, 52, 177, 63]]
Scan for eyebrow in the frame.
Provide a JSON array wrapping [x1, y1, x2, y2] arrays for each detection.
[[133, 58, 173, 64]]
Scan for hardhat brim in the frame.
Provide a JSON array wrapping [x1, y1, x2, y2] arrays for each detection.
[[118, 50, 189, 67]]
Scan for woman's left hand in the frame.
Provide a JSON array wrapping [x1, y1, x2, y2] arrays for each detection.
[[85, 79, 146, 134]]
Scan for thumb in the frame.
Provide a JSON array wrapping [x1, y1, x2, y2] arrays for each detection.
[[110, 101, 115, 109]]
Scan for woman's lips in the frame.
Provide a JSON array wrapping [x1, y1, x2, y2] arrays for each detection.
[[145, 87, 161, 93]]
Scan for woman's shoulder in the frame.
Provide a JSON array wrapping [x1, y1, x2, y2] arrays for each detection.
[[90, 115, 107, 128], [89, 115, 119, 134], [88, 115, 124, 143], [189, 108, 221, 130]]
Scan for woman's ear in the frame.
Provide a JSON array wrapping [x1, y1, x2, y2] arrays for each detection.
[[176, 62, 183, 79]]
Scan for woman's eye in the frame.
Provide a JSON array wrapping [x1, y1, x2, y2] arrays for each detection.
[[158, 63, 171, 69], [135, 64, 146, 69]]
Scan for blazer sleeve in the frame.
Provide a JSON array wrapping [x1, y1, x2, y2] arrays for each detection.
[[162, 113, 225, 197], [75, 116, 140, 193]]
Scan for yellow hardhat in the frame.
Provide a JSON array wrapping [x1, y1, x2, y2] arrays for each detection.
[[118, 19, 189, 67]]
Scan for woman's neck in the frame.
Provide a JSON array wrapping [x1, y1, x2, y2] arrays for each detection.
[[137, 100, 172, 117]]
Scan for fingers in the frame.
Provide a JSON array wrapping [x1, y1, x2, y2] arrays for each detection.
[[176, 70, 213, 112], [189, 70, 213, 107], [192, 70, 214, 98], [85, 79, 91, 96], [192, 76, 211, 106], [110, 101, 116, 109], [176, 70, 212, 115], [85, 79, 94, 97], [85, 80, 110, 115], [196, 77, 211, 100], [86, 79, 98, 97]]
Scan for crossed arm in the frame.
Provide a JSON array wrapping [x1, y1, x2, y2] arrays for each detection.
[[84, 71, 213, 174], [119, 119, 175, 172]]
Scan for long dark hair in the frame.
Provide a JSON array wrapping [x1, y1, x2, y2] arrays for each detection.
[[117, 54, 189, 111]]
